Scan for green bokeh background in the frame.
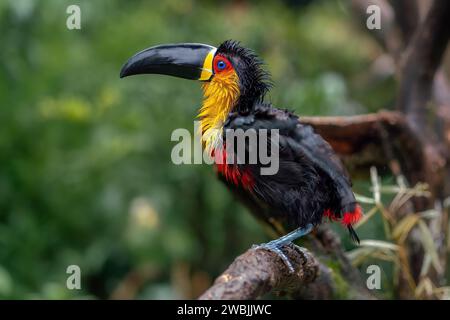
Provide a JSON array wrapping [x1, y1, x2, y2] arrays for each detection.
[[0, 0, 396, 299]]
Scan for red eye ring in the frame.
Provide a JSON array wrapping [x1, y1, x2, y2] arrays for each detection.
[[213, 55, 232, 73]]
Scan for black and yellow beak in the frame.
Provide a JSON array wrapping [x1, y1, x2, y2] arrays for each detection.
[[120, 43, 217, 81]]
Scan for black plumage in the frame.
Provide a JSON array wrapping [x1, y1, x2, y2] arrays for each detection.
[[216, 41, 361, 242]]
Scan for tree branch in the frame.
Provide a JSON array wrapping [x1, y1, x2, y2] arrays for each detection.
[[199, 245, 320, 300], [398, 0, 450, 117], [390, 0, 419, 45], [394, 0, 450, 293], [199, 242, 373, 300], [300, 111, 404, 156], [300, 111, 421, 177]]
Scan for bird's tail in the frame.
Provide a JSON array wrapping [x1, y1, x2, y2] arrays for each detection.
[[341, 203, 362, 245], [347, 225, 360, 244]]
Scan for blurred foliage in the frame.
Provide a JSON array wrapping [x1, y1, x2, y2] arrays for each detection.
[[0, 0, 397, 299], [351, 168, 450, 299]]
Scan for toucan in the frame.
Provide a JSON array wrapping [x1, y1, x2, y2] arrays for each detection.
[[120, 40, 362, 271]]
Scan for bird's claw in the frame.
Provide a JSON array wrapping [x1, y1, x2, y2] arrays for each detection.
[[252, 242, 295, 273], [251, 225, 313, 273]]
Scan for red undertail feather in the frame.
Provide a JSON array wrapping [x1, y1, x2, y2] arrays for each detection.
[[323, 205, 362, 244], [323, 208, 338, 221], [342, 204, 363, 245], [341, 204, 363, 226]]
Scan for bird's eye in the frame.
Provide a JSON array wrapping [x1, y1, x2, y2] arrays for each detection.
[[217, 60, 227, 70]]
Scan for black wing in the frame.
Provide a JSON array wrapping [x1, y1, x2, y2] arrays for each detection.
[[223, 105, 357, 218], [290, 120, 357, 212]]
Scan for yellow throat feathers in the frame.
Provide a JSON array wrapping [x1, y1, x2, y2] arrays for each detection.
[[198, 70, 240, 154]]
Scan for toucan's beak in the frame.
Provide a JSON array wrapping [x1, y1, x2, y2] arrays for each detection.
[[120, 43, 217, 81]]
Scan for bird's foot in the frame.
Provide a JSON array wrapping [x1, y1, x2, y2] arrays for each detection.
[[252, 241, 296, 272], [252, 224, 314, 273]]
